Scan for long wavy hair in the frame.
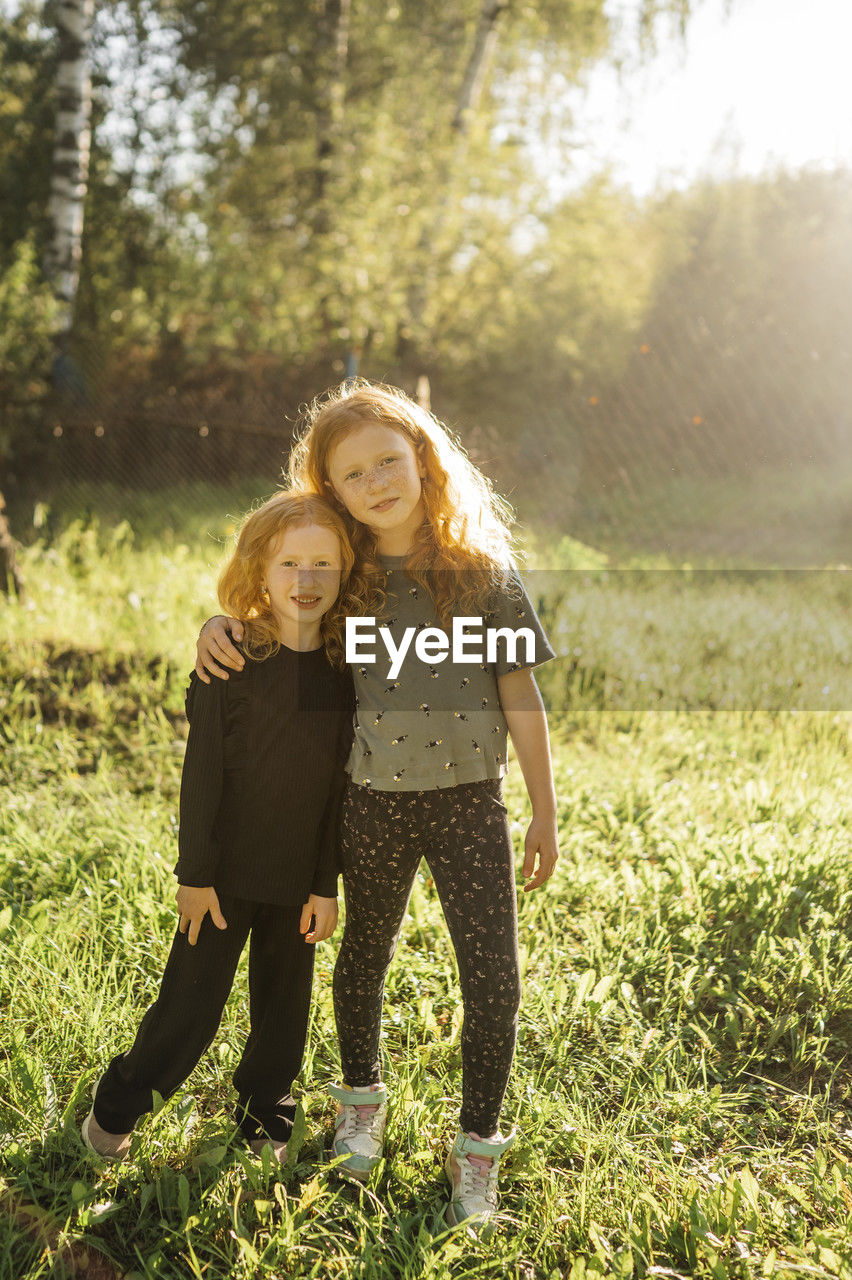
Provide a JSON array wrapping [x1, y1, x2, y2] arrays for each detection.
[[287, 380, 518, 624], [217, 490, 357, 666]]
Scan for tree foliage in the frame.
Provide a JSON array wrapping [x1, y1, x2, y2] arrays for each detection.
[[584, 168, 852, 482], [0, 3, 57, 262], [1, 0, 709, 383], [4, 0, 849, 505], [0, 237, 59, 455]]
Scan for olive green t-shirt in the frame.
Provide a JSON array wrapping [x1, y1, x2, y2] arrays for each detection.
[[346, 556, 556, 791]]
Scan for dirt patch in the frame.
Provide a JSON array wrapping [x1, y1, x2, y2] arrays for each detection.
[[0, 1186, 122, 1279], [2, 641, 186, 732]]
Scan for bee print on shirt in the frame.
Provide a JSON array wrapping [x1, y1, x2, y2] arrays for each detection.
[[374, 711, 385, 725], [492, 725, 501, 733], [495, 752, 504, 764], [472, 740, 481, 753], [408, 586, 419, 598], [385, 682, 401, 694], [392, 734, 408, 745], [460, 677, 470, 689], [426, 739, 443, 749], [454, 711, 468, 721], [419, 703, 431, 716], [393, 769, 406, 781], [444, 761, 456, 770], [358, 667, 368, 678], [482, 698, 488, 709], [428, 667, 440, 679]]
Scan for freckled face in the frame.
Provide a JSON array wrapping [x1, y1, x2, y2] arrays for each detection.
[[326, 423, 426, 541], [263, 522, 343, 643]]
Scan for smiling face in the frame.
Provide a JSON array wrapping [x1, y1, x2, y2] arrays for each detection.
[[326, 422, 426, 555], [263, 521, 344, 650]]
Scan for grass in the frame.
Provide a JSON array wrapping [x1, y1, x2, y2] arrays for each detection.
[[561, 460, 852, 569], [1, 477, 851, 1278]]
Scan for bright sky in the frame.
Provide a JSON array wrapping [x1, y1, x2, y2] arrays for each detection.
[[566, 0, 852, 194]]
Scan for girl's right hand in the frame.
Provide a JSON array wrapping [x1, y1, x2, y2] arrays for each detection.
[[195, 616, 245, 683], [176, 885, 228, 945], [300, 894, 338, 944]]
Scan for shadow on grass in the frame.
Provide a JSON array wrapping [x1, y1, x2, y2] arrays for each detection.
[[0, 1082, 478, 1280]]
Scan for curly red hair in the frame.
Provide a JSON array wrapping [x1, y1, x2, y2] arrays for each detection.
[[217, 490, 357, 666], [287, 380, 518, 625]]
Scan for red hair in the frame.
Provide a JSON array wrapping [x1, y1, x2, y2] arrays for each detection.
[[217, 490, 356, 665], [287, 380, 517, 625]]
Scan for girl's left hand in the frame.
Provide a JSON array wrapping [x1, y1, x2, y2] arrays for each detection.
[[300, 894, 338, 943], [521, 813, 560, 891]]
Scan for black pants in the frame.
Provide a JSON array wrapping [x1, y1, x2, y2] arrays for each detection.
[[333, 779, 521, 1137], [94, 896, 314, 1142]]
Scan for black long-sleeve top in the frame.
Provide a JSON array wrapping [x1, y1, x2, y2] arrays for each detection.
[[174, 643, 354, 905]]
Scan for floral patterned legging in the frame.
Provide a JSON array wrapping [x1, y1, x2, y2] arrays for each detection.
[[333, 777, 521, 1136]]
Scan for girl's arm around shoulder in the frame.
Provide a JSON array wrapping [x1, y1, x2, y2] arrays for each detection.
[[185, 634, 249, 716], [195, 616, 246, 683], [497, 666, 560, 892]]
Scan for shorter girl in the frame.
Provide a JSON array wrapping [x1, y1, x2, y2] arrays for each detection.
[[82, 492, 355, 1163]]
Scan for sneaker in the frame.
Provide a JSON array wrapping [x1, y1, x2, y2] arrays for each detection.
[[249, 1136, 289, 1165], [328, 1082, 388, 1180], [445, 1129, 516, 1233], [81, 1079, 132, 1163]]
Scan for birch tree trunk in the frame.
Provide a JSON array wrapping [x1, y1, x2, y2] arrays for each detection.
[[452, 0, 509, 136], [43, 0, 94, 341]]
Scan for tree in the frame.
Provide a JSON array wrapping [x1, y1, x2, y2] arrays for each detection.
[[579, 168, 852, 484], [0, 0, 725, 532], [0, 7, 56, 591], [0, 237, 59, 593], [44, 0, 95, 344], [0, 0, 94, 593]]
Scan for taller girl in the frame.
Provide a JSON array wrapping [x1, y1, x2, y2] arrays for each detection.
[[198, 381, 560, 1231]]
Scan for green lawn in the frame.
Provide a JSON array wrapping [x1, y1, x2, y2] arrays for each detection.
[[1, 480, 850, 1279]]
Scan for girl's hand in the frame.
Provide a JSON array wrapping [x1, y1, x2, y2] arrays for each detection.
[[177, 885, 228, 945], [195, 616, 245, 683], [521, 812, 560, 892], [300, 894, 338, 943]]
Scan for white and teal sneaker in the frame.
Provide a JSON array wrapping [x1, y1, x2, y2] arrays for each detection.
[[445, 1129, 516, 1233], [328, 1082, 388, 1180]]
